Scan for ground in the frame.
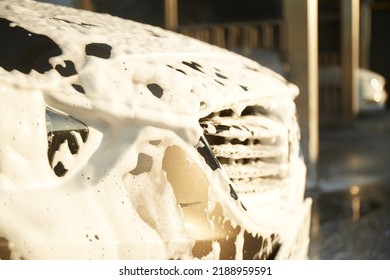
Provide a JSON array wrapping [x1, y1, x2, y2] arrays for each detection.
[[307, 110, 390, 259]]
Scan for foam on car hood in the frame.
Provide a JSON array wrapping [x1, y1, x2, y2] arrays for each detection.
[[0, 0, 298, 132]]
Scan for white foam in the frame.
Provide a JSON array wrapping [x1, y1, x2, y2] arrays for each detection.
[[0, 0, 310, 259]]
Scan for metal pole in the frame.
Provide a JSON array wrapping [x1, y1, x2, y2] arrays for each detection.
[[283, 0, 319, 189], [165, 0, 178, 30], [82, 0, 92, 10], [341, 0, 360, 125]]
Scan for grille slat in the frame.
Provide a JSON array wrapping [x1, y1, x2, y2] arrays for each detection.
[[231, 177, 290, 193], [211, 143, 284, 159], [201, 116, 281, 141], [224, 162, 288, 179]]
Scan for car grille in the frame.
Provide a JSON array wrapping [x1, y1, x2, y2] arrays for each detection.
[[199, 105, 290, 190]]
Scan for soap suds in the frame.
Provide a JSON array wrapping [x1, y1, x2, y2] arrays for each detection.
[[0, 0, 311, 260]]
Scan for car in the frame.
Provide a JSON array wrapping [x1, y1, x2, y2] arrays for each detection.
[[358, 68, 388, 112], [319, 66, 388, 113], [0, 0, 311, 260]]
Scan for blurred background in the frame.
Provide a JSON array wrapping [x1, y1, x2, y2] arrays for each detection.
[[38, 0, 390, 260]]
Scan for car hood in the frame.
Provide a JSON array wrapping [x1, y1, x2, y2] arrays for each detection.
[[0, 0, 298, 141]]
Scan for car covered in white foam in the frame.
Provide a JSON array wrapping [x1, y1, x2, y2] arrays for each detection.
[[0, 0, 311, 260]]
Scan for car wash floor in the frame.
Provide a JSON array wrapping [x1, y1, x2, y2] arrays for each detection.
[[307, 110, 390, 260]]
